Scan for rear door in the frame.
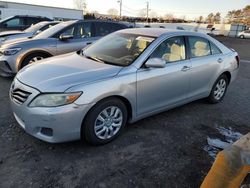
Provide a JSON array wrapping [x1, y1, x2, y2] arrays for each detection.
[[56, 22, 95, 55], [187, 36, 224, 98]]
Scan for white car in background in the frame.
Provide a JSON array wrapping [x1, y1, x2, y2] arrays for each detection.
[[238, 30, 250, 39]]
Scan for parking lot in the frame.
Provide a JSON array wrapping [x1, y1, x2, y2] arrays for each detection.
[[0, 36, 250, 188]]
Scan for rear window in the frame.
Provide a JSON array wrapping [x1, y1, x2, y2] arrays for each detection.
[[95, 22, 126, 37], [210, 42, 222, 55]]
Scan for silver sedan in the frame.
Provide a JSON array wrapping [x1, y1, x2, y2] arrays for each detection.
[[10, 28, 240, 145]]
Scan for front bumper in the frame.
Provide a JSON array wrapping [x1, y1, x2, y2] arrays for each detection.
[[0, 54, 19, 76], [0, 60, 14, 76], [10, 79, 93, 143]]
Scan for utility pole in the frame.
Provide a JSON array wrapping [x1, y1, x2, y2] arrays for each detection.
[[118, 0, 122, 19], [146, 1, 149, 23]]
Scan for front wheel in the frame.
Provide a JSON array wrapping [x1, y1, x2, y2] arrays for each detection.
[[207, 74, 229, 104], [240, 35, 245, 39], [20, 52, 50, 70], [83, 98, 128, 145]]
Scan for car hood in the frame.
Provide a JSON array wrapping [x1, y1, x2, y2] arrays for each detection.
[[16, 53, 123, 92], [0, 30, 23, 37], [1, 37, 37, 47]]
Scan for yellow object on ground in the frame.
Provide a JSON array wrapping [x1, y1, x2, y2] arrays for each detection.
[[201, 133, 250, 188]]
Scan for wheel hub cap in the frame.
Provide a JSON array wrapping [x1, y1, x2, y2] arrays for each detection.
[[94, 106, 123, 140], [214, 79, 226, 100]]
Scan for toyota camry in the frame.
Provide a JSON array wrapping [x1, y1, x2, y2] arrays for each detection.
[[10, 28, 240, 145]]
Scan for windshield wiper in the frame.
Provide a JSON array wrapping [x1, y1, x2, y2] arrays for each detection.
[[84, 55, 104, 63], [83, 53, 122, 66]]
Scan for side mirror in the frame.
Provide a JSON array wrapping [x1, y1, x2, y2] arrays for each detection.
[[145, 58, 166, 68], [59, 34, 73, 41], [34, 30, 42, 35]]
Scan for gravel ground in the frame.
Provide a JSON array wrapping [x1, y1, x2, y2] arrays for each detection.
[[0, 37, 250, 188]]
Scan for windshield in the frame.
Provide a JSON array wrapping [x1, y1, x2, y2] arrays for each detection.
[[24, 22, 45, 33], [34, 21, 75, 39], [83, 33, 155, 66]]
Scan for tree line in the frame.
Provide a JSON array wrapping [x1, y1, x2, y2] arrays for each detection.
[[73, 0, 249, 26]]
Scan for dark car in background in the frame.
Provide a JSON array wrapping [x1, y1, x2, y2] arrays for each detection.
[[0, 15, 52, 32], [0, 20, 129, 76]]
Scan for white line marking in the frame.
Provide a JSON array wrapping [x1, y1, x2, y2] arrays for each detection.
[[241, 60, 250, 63]]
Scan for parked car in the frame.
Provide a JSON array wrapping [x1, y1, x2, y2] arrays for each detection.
[[0, 15, 52, 32], [238, 30, 250, 39], [10, 28, 240, 145], [0, 20, 129, 76], [0, 21, 60, 44]]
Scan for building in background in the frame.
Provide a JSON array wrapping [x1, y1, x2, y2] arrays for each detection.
[[0, 1, 84, 21]]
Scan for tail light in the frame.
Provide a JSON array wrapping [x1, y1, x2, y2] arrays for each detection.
[[235, 55, 240, 68]]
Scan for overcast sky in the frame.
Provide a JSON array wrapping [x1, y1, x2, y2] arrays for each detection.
[[4, 0, 250, 19]]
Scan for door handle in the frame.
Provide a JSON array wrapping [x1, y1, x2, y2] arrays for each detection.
[[86, 42, 92, 45], [181, 66, 191, 72], [217, 58, 223, 63]]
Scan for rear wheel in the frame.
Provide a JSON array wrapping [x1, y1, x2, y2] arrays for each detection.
[[20, 52, 50, 70], [207, 74, 229, 104], [83, 98, 128, 145], [240, 35, 245, 39]]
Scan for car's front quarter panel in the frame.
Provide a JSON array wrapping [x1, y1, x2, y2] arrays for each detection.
[[10, 78, 91, 143], [0, 38, 58, 74], [66, 66, 138, 122]]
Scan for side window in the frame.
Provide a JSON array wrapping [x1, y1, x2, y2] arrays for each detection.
[[95, 22, 114, 37], [150, 36, 186, 63], [53, 24, 76, 38], [111, 23, 126, 31], [60, 26, 75, 36], [188, 36, 211, 58], [26, 18, 38, 26], [74, 22, 92, 39], [210, 42, 222, 55], [5, 18, 24, 27]]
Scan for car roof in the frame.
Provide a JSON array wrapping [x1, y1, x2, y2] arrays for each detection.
[[75, 19, 127, 25], [36, 21, 60, 25], [117, 28, 208, 38], [13, 15, 50, 18]]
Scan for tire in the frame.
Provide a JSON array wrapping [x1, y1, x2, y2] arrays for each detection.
[[240, 35, 245, 39], [207, 74, 229, 104], [20, 52, 50, 70], [83, 98, 128, 145]]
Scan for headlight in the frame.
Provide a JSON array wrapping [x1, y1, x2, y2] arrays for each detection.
[[29, 92, 82, 107], [1, 47, 22, 56]]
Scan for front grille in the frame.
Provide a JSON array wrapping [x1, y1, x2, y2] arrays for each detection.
[[11, 88, 31, 105]]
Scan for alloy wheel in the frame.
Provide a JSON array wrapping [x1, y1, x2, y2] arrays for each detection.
[[214, 79, 227, 100], [94, 106, 123, 140], [29, 56, 44, 64]]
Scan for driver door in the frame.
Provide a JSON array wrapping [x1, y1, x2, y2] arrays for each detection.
[[136, 36, 191, 116], [56, 22, 95, 55]]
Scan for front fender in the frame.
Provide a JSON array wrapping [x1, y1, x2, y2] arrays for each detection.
[[16, 48, 54, 71]]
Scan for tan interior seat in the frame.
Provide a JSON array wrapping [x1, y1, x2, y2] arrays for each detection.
[[193, 41, 210, 57], [137, 40, 148, 52], [162, 44, 184, 62]]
